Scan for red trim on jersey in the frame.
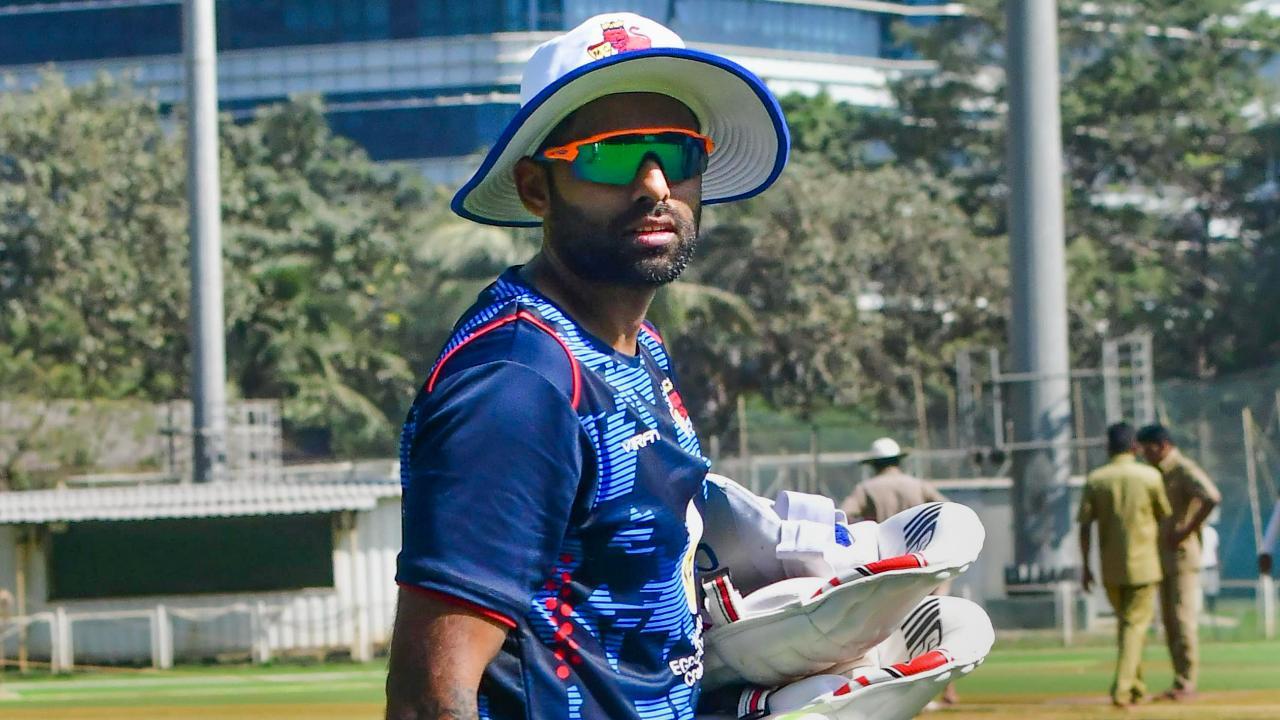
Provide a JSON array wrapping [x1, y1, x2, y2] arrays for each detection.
[[397, 583, 518, 629], [513, 311, 582, 409], [426, 310, 581, 410], [427, 314, 520, 392], [639, 322, 664, 344]]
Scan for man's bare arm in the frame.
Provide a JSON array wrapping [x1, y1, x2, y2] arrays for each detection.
[[385, 588, 509, 720]]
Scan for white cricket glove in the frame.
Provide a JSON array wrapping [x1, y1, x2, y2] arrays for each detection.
[[696, 474, 985, 690]]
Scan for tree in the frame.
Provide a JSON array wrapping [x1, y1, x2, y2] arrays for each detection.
[[217, 97, 533, 456], [0, 73, 190, 399], [0, 74, 527, 459], [878, 1, 1280, 378], [674, 157, 1004, 441]]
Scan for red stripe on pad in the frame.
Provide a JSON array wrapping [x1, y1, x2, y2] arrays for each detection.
[[397, 583, 517, 629], [890, 649, 951, 677], [714, 577, 740, 622], [811, 576, 841, 599], [862, 553, 926, 575]]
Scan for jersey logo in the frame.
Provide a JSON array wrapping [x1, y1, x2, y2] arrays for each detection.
[[621, 429, 660, 452], [661, 378, 695, 437], [586, 20, 652, 59], [668, 615, 704, 687]]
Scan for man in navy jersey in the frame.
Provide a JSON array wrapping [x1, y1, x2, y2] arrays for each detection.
[[384, 12, 789, 720]]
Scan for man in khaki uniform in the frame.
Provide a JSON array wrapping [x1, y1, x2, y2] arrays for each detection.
[[1137, 424, 1221, 701], [1079, 423, 1171, 707], [842, 437, 957, 705], [841, 437, 946, 522]]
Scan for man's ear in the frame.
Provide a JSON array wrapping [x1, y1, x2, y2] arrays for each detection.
[[514, 158, 551, 218]]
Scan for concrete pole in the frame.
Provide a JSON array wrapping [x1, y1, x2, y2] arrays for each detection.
[[15, 530, 27, 673], [184, 0, 227, 483], [1005, 0, 1074, 570], [1242, 409, 1276, 638], [150, 604, 174, 670]]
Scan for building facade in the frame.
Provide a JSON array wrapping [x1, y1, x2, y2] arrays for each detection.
[[0, 0, 946, 180]]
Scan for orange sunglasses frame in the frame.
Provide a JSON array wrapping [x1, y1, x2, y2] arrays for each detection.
[[537, 126, 716, 162]]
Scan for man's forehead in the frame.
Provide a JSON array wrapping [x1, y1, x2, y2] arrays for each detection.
[[559, 92, 699, 138]]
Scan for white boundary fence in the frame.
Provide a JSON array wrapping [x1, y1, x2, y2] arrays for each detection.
[[0, 597, 396, 672]]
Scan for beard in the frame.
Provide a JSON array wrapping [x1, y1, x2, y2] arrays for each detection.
[[545, 182, 700, 287]]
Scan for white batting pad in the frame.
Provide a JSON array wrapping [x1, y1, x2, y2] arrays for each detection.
[[696, 475, 985, 690], [696, 596, 995, 719]]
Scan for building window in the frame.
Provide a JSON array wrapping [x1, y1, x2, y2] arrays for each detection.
[[0, 0, 565, 66], [0, 5, 182, 65], [326, 100, 519, 160]]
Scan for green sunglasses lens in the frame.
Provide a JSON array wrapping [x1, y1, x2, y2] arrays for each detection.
[[571, 134, 708, 185]]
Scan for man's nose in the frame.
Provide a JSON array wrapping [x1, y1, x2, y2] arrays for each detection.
[[631, 157, 671, 202]]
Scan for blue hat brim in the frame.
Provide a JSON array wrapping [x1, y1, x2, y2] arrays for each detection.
[[451, 47, 790, 227]]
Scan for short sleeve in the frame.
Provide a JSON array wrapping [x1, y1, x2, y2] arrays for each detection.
[[1184, 462, 1222, 505], [1150, 477, 1172, 521], [1077, 482, 1095, 524], [841, 485, 871, 521], [396, 361, 585, 622]]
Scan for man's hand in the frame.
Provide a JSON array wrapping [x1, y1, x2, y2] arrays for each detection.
[[385, 588, 509, 720], [1261, 553, 1273, 576], [1168, 498, 1216, 551], [1078, 521, 1093, 593]]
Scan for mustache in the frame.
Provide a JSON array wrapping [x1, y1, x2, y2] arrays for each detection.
[[611, 200, 694, 236]]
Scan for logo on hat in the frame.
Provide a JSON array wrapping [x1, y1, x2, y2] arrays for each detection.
[[586, 20, 652, 59]]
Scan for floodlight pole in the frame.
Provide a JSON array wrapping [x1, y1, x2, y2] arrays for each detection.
[[1005, 0, 1074, 570], [185, 0, 227, 483]]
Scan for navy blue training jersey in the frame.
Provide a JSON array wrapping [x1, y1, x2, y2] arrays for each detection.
[[397, 267, 710, 720]]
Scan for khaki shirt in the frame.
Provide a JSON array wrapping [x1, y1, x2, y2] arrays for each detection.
[[1157, 448, 1222, 573], [1078, 453, 1171, 587], [841, 468, 947, 522]]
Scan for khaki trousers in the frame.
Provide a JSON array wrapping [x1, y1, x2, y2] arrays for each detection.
[[1160, 569, 1201, 691], [1104, 583, 1158, 704]]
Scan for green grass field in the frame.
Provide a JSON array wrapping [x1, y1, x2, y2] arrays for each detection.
[[2, 639, 1277, 719]]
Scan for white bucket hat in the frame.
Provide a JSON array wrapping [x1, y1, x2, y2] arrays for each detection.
[[450, 12, 790, 227], [863, 437, 909, 464]]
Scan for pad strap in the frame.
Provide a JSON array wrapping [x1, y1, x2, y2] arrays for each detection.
[[774, 491, 845, 577], [702, 569, 744, 627], [737, 687, 773, 720]]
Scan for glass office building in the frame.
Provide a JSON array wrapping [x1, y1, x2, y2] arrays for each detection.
[[0, 0, 944, 181]]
